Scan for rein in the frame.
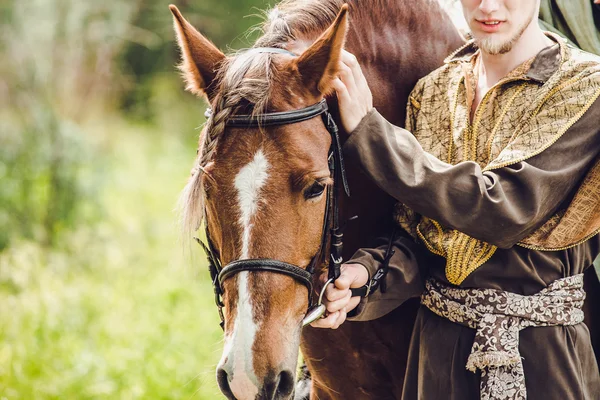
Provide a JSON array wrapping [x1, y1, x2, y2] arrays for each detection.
[[195, 47, 390, 330]]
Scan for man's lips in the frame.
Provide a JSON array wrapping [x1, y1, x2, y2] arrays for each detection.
[[476, 20, 504, 33]]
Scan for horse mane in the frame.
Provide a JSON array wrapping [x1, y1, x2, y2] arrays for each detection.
[[256, 0, 346, 46], [179, 0, 443, 236]]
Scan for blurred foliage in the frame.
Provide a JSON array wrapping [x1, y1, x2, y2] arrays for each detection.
[[0, 0, 136, 248], [1, 0, 268, 397], [1, 125, 224, 398], [119, 0, 271, 122], [0, 0, 268, 249]]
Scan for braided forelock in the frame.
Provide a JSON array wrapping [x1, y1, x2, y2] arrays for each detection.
[[200, 51, 274, 165], [179, 50, 275, 236]]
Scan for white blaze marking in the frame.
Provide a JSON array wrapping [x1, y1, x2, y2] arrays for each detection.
[[221, 149, 270, 398], [234, 149, 270, 259]]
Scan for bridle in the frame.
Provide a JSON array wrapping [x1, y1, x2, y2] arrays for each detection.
[[197, 96, 350, 329], [195, 47, 392, 330]]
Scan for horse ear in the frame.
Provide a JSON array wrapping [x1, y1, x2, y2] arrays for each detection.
[[169, 5, 225, 99], [294, 4, 349, 95]]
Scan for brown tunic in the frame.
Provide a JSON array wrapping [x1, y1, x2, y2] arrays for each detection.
[[343, 39, 600, 399]]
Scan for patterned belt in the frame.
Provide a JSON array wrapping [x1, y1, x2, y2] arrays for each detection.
[[421, 274, 585, 400]]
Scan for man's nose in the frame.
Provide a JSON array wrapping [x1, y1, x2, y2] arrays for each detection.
[[478, 0, 500, 15]]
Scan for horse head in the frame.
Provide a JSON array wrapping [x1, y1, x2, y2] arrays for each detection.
[[171, 4, 349, 399]]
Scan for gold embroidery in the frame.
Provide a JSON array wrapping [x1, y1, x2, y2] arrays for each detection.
[[483, 85, 600, 172], [397, 33, 600, 283], [416, 218, 445, 257], [518, 228, 600, 251], [485, 84, 526, 163], [410, 96, 421, 110], [448, 76, 463, 164], [442, 231, 498, 285]]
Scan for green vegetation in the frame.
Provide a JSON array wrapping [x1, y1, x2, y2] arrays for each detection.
[[0, 0, 268, 398], [1, 123, 224, 399]]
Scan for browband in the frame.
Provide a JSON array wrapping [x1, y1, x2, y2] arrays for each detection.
[[226, 99, 329, 127], [205, 99, 330, 128]]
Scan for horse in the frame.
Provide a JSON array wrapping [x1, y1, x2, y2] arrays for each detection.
[[170, 0, 600, 398]]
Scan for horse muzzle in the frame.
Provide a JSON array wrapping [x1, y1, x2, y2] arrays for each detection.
[[217, 364, 296, 400]]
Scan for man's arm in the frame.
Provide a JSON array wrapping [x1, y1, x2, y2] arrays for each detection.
[[334, 51, 599, 250], [316, 51, 600, 329], [343, 105, 600, 249]]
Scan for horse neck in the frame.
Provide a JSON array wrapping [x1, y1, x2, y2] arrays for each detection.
[[343, 0, 464, 127]]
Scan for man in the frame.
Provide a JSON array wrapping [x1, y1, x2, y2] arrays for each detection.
[[311, 0, 600, 399]]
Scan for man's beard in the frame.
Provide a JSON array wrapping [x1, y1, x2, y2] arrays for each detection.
[[475, 12, 534, 55]]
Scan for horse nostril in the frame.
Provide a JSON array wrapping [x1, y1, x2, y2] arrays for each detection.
[[217, 368, 235, 400], [276, 370, 295, 398], [263, 369, 295, 399]]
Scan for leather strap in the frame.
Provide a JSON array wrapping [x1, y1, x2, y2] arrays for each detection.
[[219, 259, 313, 304], [219, 259, 312, 287], [225, 99, 329, 127], [323, 112, 350, 197], [349, 229, 397, 298]]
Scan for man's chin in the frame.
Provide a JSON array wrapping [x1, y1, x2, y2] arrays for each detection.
[[475, 35, 514, 55]]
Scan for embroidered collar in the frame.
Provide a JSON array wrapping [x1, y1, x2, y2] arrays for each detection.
[[444, 32, 566, 83]]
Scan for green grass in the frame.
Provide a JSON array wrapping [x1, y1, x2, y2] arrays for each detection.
[[0, 119, 225, 399]]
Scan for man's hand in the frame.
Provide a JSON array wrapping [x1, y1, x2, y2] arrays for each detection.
[[332, 50, 374, 133], [310, 263, 369, 329]]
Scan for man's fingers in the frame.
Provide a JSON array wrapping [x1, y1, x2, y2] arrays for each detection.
[[347, 296, 361, 312], [343, 263, 370, 288], [325, 280, 348, 302], [309, 311, 340, 329], [333, 271, 353, 290], [331, 309, 347, 329], [323, 267, 356, 302], [310, 308, 347, 330], [338, 62, 357, 94], [326, 290, 352, 313], [341, 50, 357, 65], [323, 264, 368, 303], [341, 50, 362, 84], [332, 78, 352, 105], [341, 50, 370, 102]]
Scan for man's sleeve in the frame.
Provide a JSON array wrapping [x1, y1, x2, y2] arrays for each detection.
[[346, 229, 428, 321], [343, 97, 600, 249]]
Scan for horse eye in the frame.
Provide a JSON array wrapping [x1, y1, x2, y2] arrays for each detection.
[[304, 181, 325, 200]]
